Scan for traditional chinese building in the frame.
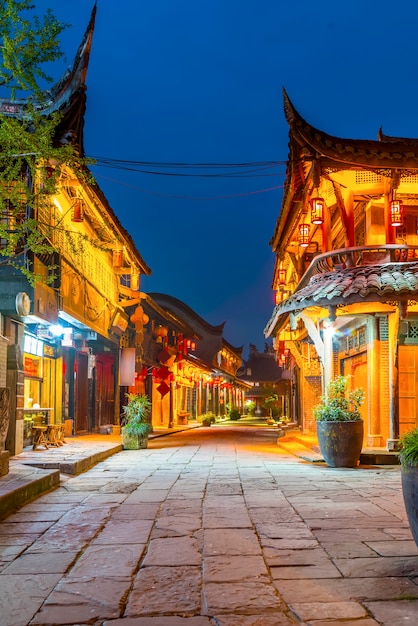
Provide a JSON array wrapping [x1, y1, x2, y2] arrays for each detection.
[[147, 293, 248, 423], [1, 7, 151, 457], [265, 90, 418, 448], [237, 343, 289, 418]]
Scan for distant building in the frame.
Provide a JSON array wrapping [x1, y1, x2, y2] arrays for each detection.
[[237, 344, 290, 418]]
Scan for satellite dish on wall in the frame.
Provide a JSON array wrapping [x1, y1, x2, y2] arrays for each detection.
[[15, 292, 31, 316]]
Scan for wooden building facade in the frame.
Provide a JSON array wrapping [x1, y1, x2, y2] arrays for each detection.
[[265, 90, 418, 448]]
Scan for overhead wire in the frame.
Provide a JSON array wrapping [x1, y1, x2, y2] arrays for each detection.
[[87, 155, 287, 200]]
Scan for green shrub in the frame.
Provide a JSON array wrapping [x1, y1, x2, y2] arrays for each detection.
[[199, 412, 216, 426], [314, 375, 364, 422], [229, 407, 241, 420], [399, 428, 418, 467], [121, 393, 153, 437]]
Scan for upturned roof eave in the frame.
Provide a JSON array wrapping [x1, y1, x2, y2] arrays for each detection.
[[283, 88, 418, 171]]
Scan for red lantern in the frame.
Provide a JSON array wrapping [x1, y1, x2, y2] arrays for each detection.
[[310, 197, 325, 224], [71, 200, 84, 223], [390, 199, 403, 227], [113, 249, 122, 267], [298, 223, 310, 247]]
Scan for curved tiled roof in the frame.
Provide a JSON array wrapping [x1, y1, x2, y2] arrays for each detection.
[[269, 261, 418, 319], [283, 89, 418, 170]]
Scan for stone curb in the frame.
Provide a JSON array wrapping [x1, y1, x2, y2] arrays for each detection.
[[0, 465, 60, 520]]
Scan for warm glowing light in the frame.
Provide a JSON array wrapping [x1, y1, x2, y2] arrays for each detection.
[[131, 273, 140, 291], [71, 200, 84, 222], [113, 249, 123, 267], [310, 197, 325, 224], [298, 223, 310, 247], [278, 267, 286, 286], [390, 199, 403, 227]]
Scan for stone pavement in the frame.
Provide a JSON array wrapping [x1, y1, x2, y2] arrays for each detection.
[[0, 425, 417, 626]]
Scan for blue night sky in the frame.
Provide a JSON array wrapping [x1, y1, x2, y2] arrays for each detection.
[[35, 1, 418, 355]]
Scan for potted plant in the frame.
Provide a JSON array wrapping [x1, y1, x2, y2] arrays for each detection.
[[121, 393, 152, 450], [199, 412, 216, 427], [314, 375, 365, 467], [398, 428, 418, 547]]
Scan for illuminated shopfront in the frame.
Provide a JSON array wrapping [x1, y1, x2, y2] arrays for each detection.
[[23, 332, 62, 445]]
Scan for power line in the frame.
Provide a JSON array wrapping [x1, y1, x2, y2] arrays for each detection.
[[95, 173, 285, 201], [88, 155, 287, 178]]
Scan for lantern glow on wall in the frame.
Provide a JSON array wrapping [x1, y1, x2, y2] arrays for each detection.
[[278, 267, 286, 286], [390, 199, 404, 227], [310, 197, 325, 224], [113, 248, 123, 267], [298, 223, 310, 247], [71, 199, 84, 223]]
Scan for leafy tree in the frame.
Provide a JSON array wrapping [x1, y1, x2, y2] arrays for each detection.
[[0, 1, 93, 283]]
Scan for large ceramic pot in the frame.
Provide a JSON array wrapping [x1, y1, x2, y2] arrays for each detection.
[[316, 420, 364, 468], [401, 465, 418, 547]]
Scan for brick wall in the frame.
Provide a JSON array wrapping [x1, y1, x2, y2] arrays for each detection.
[[302, 375, 322, 433]]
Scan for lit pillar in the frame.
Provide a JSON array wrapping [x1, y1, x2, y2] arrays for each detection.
[[367, 315, 382, 446], [388, 311, 400, 445]]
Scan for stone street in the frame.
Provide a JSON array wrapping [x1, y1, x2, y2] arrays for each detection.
[[0, 425, 417, 625]]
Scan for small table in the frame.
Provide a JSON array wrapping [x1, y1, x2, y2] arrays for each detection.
[[46, 424, 63, 447], [32, 426, 49, 450]]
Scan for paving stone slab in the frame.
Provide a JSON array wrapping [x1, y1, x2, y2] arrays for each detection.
[[264, 547, 331, 567], [110, 503, 160, 519], [33, 577, 130, 625], [153, 515, 202, 537], [104, 618, 214, 625], [2, 549, 78, 574], [143, 535, 202, 566], [334, 556, 418, 578], [203, 555, 269, 583], [202, 581, 284, 614], [0, 573, 61, 626], [289, 600, 367, 621], [93, 519, 154, 544], [215, 615, 296, 626], [321, 541, 379, 558], [256, 522, 314, 540], [270, 560, 342, 580], [126, 565, 201, 615], [202, 511, 252, 528], [273, 576, 418, 603], [203, 528, 261, 556], [365, 540, 418, 557], [69, 543, 146, 577], [25, 521, 105, 553], [364, 599, 418, 625]]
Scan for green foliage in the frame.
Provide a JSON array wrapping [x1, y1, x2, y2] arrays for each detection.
[[262, 393, 279, 417], [399, 428, 418, 467], [245, 400, 256, 416], [0, 2, 95, 283], [228, 407, 241, 420], [121, 393, 152, 438], [314, 375, 365, 422], [0, 0, 68, 98], [199, 412, 216, 426]]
